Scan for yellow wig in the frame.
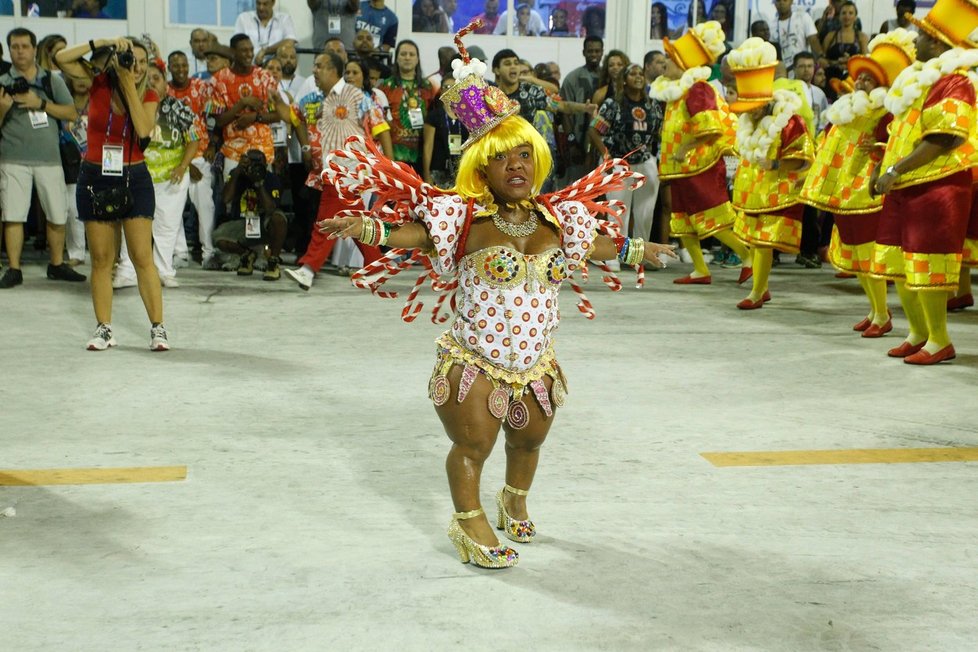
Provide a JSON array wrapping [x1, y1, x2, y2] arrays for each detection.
[[453, 115, 552, 209]]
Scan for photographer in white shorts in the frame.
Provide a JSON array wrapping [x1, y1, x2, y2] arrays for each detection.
[[0, 27, 85, 288]]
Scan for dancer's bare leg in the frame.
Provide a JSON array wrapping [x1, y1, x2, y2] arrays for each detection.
[[502, 375, 556, 521], [435, 366, 503, 547]]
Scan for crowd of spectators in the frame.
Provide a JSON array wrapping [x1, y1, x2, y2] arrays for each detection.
[[0, 0, 928, 295]]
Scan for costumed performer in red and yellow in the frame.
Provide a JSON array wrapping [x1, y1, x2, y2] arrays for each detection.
[[317, 22, 677, 569], [800, 29, 917, 337], [728, 38, 815, 310], [652, 20, 753, 286], [870, 0, 978, 364], [949, 174, 978, 310]]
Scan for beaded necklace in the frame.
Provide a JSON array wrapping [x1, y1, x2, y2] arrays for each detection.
[[492, 211, 539, 238]]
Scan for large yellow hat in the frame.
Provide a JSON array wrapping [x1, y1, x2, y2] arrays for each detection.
[[727, 37, 779, 113], [847, 29, 918, 87], [663, 20, 727, 70], [905, 0, 978, 47]]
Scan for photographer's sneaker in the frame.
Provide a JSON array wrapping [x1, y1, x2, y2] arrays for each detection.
[[47, 263, 86, 282], [0, 268, 23, 289], [87, 323, 117, 351], [202, 255, 223, 271], [263, 256, 281, 281], [237, 250, 257, 276], [284, 265, 314, 290], [150, 323, 170, 351]]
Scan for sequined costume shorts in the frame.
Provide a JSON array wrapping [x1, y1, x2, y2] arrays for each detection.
[[428, 333, 567, 430]]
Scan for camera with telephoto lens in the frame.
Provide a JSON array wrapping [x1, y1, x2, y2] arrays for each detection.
[[1, 77, 30, 96]]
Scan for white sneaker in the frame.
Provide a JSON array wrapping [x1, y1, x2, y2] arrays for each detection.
[[284, 266, 314, 291], [678, 248, 693, 263], [87, 323, 117, 351], [173, 256, 190, 269], [112, 274, 137, 289], [150, 323, 170, 351], [161, 276, 181, 288]]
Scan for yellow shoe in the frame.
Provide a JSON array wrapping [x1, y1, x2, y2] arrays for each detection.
[[496, 485, 535, 543], [447, 508, 519, 568]]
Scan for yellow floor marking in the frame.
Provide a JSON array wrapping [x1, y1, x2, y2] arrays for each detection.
[[0, 466, 187, 486], [701, 448, 978, 467]]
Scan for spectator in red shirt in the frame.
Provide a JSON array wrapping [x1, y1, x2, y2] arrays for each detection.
[[212, 34, 290, 177]]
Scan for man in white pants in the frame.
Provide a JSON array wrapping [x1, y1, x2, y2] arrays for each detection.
[[0, 27, 85, 288], [115, 65, 202, 288], [168, 50, 220, 269]]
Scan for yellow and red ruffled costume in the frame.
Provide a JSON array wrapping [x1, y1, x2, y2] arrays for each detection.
[[654, 69, 738, 239], [801, 89, 892, 273], [872, 56, 978, 291], [732, 91, 815, 253]]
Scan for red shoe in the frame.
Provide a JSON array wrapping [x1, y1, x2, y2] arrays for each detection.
[[887, 341, 926, 358], [852, 317, 872, 332], [904, 344, 956, 365], [737, 297, 764, 310], [835, 271, 856, 279], [673, 274, 712, 285], [737, 267, 753, 284], [947, 293, 974, 311], [762, 290, 772, 302], [861, 319, 893, 338]]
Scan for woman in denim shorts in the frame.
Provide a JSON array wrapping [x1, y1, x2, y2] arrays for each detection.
[[56, 36, 170, 351]]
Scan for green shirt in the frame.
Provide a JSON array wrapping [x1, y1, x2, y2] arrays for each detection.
[[144, 96, 201, 183]]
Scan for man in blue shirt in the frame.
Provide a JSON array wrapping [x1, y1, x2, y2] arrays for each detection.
[[355, 0, 397, 52]]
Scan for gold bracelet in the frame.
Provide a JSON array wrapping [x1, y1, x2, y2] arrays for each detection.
[[624, 238, 645, 266], [359, 216, 374, 245]]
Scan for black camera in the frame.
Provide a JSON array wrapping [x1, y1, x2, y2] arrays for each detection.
[[93, 45, 134, 70], [241, 149, 267, 183], [116, 48, 135, 69], [1, 77, 30, 96]]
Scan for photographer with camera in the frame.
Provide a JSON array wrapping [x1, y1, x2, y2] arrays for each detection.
[[0, 28, 85, 289], [213, 148, 286, 281], [56, 36, 169, 351]]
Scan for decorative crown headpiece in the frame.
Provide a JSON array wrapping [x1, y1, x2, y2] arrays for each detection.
[[727, 37, 779, 113], [847, 28, 917, 87], [663, 20, 727, 70], [441, 20, 521, 150]]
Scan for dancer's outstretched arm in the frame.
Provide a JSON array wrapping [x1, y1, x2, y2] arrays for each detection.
[[319, 216, 434, 250], [591, 235, 677, 269]]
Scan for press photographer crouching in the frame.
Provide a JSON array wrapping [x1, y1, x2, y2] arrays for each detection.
[[213, 148, 286, 281], [56, 36, 170, 351], [0, 27, 86, 288]]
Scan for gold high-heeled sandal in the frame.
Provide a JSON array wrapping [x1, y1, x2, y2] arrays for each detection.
[[447, 507, 519, 568], [496, 485, 536, 543]]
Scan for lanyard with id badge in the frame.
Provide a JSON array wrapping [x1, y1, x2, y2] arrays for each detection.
[[405, 91, 425, 130], [29, 108, 49, 130], [102, 112, 127, 177]]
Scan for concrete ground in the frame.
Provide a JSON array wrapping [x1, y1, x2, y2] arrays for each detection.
[[1, 257, 977, 652]]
